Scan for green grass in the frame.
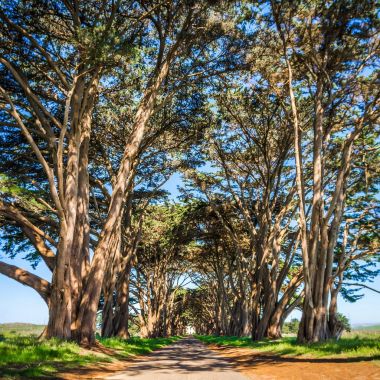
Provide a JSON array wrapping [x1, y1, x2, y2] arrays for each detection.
[[196, 332, 380, 359], [0, 333, 180, 379], [0, 335, 106, 379]]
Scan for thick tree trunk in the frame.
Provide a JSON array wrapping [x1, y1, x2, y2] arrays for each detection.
[[101, 225, 121, 338], [254, 264, 278, 340], [114, 264, 131, 339], [267, 319, 282, 339], [101, 297, 115, 338], [251, 247, 267, 340], [328, 286, 344, 339], [240, 302, 251, 337], [46, 76, 98, 341], [70, 131, 91, 338], [47, 237, 73, 339]]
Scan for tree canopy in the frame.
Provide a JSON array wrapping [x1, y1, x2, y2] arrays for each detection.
[[0, 0, 379, 345]]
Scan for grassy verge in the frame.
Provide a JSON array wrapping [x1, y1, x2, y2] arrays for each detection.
[[0, 330, 180, 379], [196, 332, 380, 359], [0, 335, 106, 378]]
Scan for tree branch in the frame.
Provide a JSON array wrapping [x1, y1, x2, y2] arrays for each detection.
[[342, 282, 380, 294], [0, 261, 51, 303]]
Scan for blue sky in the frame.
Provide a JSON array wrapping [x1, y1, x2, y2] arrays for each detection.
[[1, 173, 379, 326]]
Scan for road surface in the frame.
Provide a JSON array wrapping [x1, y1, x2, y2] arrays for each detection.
[[106, 337, 249, 380]]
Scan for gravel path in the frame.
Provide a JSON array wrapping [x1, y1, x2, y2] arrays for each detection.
[[105, 337, 249, 380]]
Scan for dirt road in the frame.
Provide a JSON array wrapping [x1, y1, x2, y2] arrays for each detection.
[[105, 337, 248, 380]]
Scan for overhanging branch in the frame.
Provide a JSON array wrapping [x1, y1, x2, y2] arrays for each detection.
[[0, 261, 51, 303]]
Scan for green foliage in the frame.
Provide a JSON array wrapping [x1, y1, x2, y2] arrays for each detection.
[[337, 313, 351, 333], [0, 0, 379, 348], [196, 333, 380, 359], [282, 319, 300, 335]]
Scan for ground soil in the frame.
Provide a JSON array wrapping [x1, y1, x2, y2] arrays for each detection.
[[55, 338, 380, 380], [55, 354, 138, 379], [209, 344, 380, 380], [57, 337, 246, 379]]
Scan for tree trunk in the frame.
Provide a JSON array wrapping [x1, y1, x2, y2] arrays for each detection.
[[114, 264, 131, 339], [75, 61, 171, 345], [70, 130, 91, 338], [46, 73, 98, 341]]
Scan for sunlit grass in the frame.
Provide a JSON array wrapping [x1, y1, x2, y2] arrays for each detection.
[[0, 334, 180, 379], [196, 331, 380, 359], [0, 335, 105, 378]]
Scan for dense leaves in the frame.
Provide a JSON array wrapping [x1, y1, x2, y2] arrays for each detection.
[[0, 0, 379, 344]]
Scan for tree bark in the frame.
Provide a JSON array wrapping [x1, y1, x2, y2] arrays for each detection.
[[114, 263, 132, 339]]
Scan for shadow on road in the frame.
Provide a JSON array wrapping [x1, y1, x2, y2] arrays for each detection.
[[106, 337, 248, 379]]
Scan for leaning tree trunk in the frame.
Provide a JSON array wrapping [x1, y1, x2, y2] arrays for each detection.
[[75, 60, 171, 345]]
